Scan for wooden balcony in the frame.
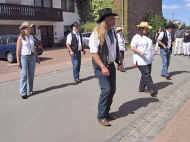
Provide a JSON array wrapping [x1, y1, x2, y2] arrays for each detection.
[[0, 3, 63, 21]]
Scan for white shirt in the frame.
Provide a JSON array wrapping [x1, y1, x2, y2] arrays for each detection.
[[131, 34, 154, 65], [21, 35, 35, 56], [117, 32, 126, 51], [89, 30, 117, 63], [66, 31, 82, 51], [157, 30, 172, 49]]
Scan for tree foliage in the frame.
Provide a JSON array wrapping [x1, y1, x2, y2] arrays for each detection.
[[90, 0, 113, 21], [76, 0, 91, 23], [145, 12, 167, 39]]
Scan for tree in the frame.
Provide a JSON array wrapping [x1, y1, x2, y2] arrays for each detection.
[[145, 12, 167, 40], [76, 0, 91, 23], [90, 0, 113, 21]]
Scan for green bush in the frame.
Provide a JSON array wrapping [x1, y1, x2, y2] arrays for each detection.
[[81, 22, 96, 32]]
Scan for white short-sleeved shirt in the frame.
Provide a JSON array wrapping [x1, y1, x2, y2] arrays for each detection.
[[117, 33, 126, 51], [89, 30, 117, 63], [157, 31, 172, 49], [66, 31, 82, 51], [131, 34, 154, 66], [21, 35, 35, 56]]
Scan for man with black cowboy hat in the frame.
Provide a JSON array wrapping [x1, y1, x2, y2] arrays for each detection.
[[89, 8, 123, 127], [157, 22, 175, 80], [66, 21, 86, 83]]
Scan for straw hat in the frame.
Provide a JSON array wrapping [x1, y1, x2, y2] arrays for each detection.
[[136, 21, 152, 29], [19, 21, 34, 30], [116, 27, 123, 32]]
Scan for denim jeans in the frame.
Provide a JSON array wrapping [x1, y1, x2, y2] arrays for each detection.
[[71, 51, 81, 80], [138, 64, 154, 91], [95, 63, 116, 119], [160, 48, 171, 77], [20, 55, 36, 96]]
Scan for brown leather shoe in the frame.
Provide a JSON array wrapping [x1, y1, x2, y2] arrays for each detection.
[[98, 119, 111, 127]]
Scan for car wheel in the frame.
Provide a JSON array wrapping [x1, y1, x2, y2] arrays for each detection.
[[6, 52, 15, 63]]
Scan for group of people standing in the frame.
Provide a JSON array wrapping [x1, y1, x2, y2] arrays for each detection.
[[16, 8, 176, 127], [174, 26, 190, 56]]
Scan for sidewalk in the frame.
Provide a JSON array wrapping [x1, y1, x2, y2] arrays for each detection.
[[0, 48, 92, 83], [153, 97, 190, 142], [0, 54, 190, 142]]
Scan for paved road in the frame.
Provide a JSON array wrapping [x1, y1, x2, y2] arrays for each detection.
[[0, 54, 190, 142]]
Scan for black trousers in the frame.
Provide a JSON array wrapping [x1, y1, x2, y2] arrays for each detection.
[[138, 64, 155, 91], [119, 51, 125, 65]]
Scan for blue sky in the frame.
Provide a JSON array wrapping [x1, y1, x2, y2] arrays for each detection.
[[163, 0, 190, 25]]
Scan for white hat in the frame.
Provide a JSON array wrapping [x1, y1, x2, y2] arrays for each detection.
[[136, 21, 152, 29], [19, 21, 34, 30]]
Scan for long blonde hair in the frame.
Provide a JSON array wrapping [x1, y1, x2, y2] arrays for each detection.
[[94, 21, 108, 46]]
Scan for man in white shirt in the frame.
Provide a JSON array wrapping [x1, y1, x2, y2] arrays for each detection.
[[66, 22, 85, 83], [89, 8, 122, 127], [157, 22, 175, 80], [116, 27, 127, 72], [131, 21, 157, 97]]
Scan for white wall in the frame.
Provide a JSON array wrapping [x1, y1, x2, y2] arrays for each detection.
[[0, 0, 6, 3], [53, 0, 61, 8], [63, 12, 80, 26], [53, 22, 64, 43], [20, 0, 33, 6]]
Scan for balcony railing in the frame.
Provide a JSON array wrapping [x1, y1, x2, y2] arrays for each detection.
[[0, 3, 63, 21]]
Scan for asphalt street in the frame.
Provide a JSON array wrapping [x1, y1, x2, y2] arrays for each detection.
[[0, 54, 190, 142]]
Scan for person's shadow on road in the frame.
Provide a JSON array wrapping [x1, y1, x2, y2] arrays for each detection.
[[111, 97, 159, 120], [169, 70, 190, 77], [29, 75, 95, 97], [154, 81, 173, 90]]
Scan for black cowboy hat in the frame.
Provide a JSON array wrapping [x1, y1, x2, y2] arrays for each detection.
[[165, 22, 176, 29], [71, 21, 80, 29], [96, 8, 118, 23]]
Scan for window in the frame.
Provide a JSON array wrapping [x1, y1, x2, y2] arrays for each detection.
[[34, 0, 52, 8], [5, 0, 21, 4], [61, 0, 75, 12]]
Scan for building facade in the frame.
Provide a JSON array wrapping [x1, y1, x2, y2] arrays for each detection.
[[114, 0, 162, 40], [0, 0, 80, 47]]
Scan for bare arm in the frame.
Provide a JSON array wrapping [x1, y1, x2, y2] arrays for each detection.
[[16, 36, 22, 65], [66, 43, 73, 53], [91, 53, 109, 76], [131, 46, 144, 56], [157, 40, 167, 49]]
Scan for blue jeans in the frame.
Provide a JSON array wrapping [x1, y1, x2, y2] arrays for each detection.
[[160, 48, 171, 77], [20, 55, 36, 96], [95, 63, 116, 119], [71, 51, 81, 80]]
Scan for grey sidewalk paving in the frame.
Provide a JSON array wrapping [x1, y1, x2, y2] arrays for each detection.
[[0, 55, 190, 142]]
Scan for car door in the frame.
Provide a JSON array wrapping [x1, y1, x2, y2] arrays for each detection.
[[0, 36, 8, 59]]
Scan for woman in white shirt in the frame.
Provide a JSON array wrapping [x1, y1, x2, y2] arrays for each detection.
[[131, 21, 157, 97], [116, 27, 127, 72], [16, 22, 37, 99]]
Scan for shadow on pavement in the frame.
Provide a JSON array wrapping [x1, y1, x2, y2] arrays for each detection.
[[154, 81, 173, 90], [39, 57, 53, 62], [170, 70, 190, 77], [111, 97, 159, 120], [30, 75, 95, 97], [124, 65, 137, 71]]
